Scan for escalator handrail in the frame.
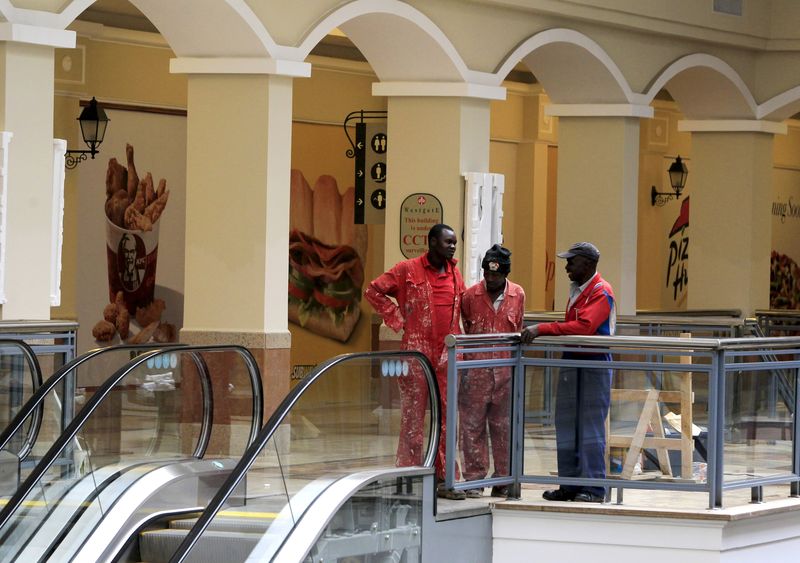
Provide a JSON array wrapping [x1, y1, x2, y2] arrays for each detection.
[[0, 339, 42, 459], [0, 343, 186, 460], [0, 344, 263, 533], [167, 350, 439, 563], [0, 338, 44, 457], [271, 466, 433, 563]]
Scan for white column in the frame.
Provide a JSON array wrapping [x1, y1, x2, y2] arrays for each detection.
[[374, 82, 504, 269], [0, 27, 74, 319], [549, 105, 650, 315], [681, 120, 783, 315], [174, 58, 309, 418]]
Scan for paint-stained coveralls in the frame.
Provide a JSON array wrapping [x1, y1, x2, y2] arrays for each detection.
[[537, 272, 616, 497], [365, 254, 465, 478], [459, 279, 525, 481]]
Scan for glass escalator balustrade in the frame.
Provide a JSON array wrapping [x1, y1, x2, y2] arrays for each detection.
[[0, 346, 262, 563], [0, 345, 181, 498], [161, 351, 435, 563]]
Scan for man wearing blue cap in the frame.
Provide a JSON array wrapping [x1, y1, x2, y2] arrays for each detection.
[[521, 242, 616, 503]]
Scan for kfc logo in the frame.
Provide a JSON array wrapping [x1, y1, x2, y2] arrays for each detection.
[[117, 233, 146, 291]]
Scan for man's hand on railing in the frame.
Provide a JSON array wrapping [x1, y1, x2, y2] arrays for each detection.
[[520, 324, 539, 344]]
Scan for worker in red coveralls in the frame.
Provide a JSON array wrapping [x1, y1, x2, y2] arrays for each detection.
[[365, 223, 467, 500], [459, 244, 525, 499], [521, 242, 616, 504]]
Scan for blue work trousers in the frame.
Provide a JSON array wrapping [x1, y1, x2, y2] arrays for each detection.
[[554, 365, 612, 497]]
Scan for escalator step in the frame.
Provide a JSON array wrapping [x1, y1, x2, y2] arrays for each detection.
[[169, 515, 274, 534], [139, 529, 261, 563]]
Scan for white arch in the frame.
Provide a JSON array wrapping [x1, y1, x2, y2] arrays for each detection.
[[298, 0, 470, 82], [494, 28, 641, 104], [645, 54, 757, 119], [0, 0, 94, 28], [758, 85, 800, 121], [124, 0, 275, 58]]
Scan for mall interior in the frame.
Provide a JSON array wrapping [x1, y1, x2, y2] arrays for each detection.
[[1, 0, 800, 561]]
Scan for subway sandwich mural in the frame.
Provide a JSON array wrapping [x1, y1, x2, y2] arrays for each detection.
[[288, 169, 367, 342]]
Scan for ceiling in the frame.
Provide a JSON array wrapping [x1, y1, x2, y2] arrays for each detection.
[[76, 0, 537, 83]]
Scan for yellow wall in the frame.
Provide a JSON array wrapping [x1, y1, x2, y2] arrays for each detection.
[[52, 34, 186, 322], [51, 25, 800, 361]]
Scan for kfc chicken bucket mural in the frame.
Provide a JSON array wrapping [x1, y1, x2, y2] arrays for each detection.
[[92, 144, 177, 344], [288, 170, 367, 342]]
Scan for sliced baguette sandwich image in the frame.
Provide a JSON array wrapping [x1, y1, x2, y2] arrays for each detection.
[[288, 170, 367, 342]]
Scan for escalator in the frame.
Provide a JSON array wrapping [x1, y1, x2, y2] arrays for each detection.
[[0, 345, 263, 562], [133, 351, 453, 563]]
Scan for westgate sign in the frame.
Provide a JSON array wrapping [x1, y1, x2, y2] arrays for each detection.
[[399, 193, 443, 258]]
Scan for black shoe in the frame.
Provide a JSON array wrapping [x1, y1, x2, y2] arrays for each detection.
[[437, 484, 467, 500], [542, 489, 575, 501], [490, 486, 509, 498], [465, 488, 483, 498], [573, 491, 605, 503]]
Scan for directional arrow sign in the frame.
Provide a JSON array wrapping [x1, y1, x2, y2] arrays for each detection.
[[357, 141, 363, 149], [356, 198, 364, 206], [357, 169, 363, 177]]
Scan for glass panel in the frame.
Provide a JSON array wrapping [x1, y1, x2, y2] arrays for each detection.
[[1, 346, 175, 485], [302, 475, 423, 563], [523, 363, 556, 479], [724, 364, 795, 482], [0, 347, 260, 562], [455, 356, 515, 495], [522, 345, 711, 490], [0, 343, 38, 452], [179, 352, 433, 563]]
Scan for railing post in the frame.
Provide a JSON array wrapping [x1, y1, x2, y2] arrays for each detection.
[[508, 339, 524, 499], [707, 348, 726, 509], [792, 366, 800, 498], [445, 338, 457, 491]]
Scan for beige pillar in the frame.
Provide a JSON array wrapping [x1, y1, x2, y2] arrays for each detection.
[[174, 59, 308, 418], [0, 41, 60, 319], [513, 92, 557, 311], [553, 114, 643, 315], [382, 94, 493, 269], [682, 123, 780, 315]]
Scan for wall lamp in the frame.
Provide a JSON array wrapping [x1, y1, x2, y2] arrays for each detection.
[[651, 155, 688, 207], [65, 97, 109, 170]]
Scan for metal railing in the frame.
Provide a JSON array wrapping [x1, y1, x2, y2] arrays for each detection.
[[445, 333, 800, 509]]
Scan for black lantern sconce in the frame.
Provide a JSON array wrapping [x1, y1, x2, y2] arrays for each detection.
[[65, 97, 110, 170], [651, 155, 688, 207]]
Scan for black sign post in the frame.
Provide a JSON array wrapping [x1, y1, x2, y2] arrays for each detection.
[[345, 110, 388, 225], [354, 122, 366, 224]]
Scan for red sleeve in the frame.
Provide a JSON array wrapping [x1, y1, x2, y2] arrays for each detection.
[[365, 266, 405, 332], [514, 289, 526, 331], [537, 285, 610, 336]]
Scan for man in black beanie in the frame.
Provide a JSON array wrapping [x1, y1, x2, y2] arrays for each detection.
[[459, 244, 526, 498]]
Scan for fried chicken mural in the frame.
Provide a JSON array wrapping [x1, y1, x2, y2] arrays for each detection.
[[92, 144, 177, 344]]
